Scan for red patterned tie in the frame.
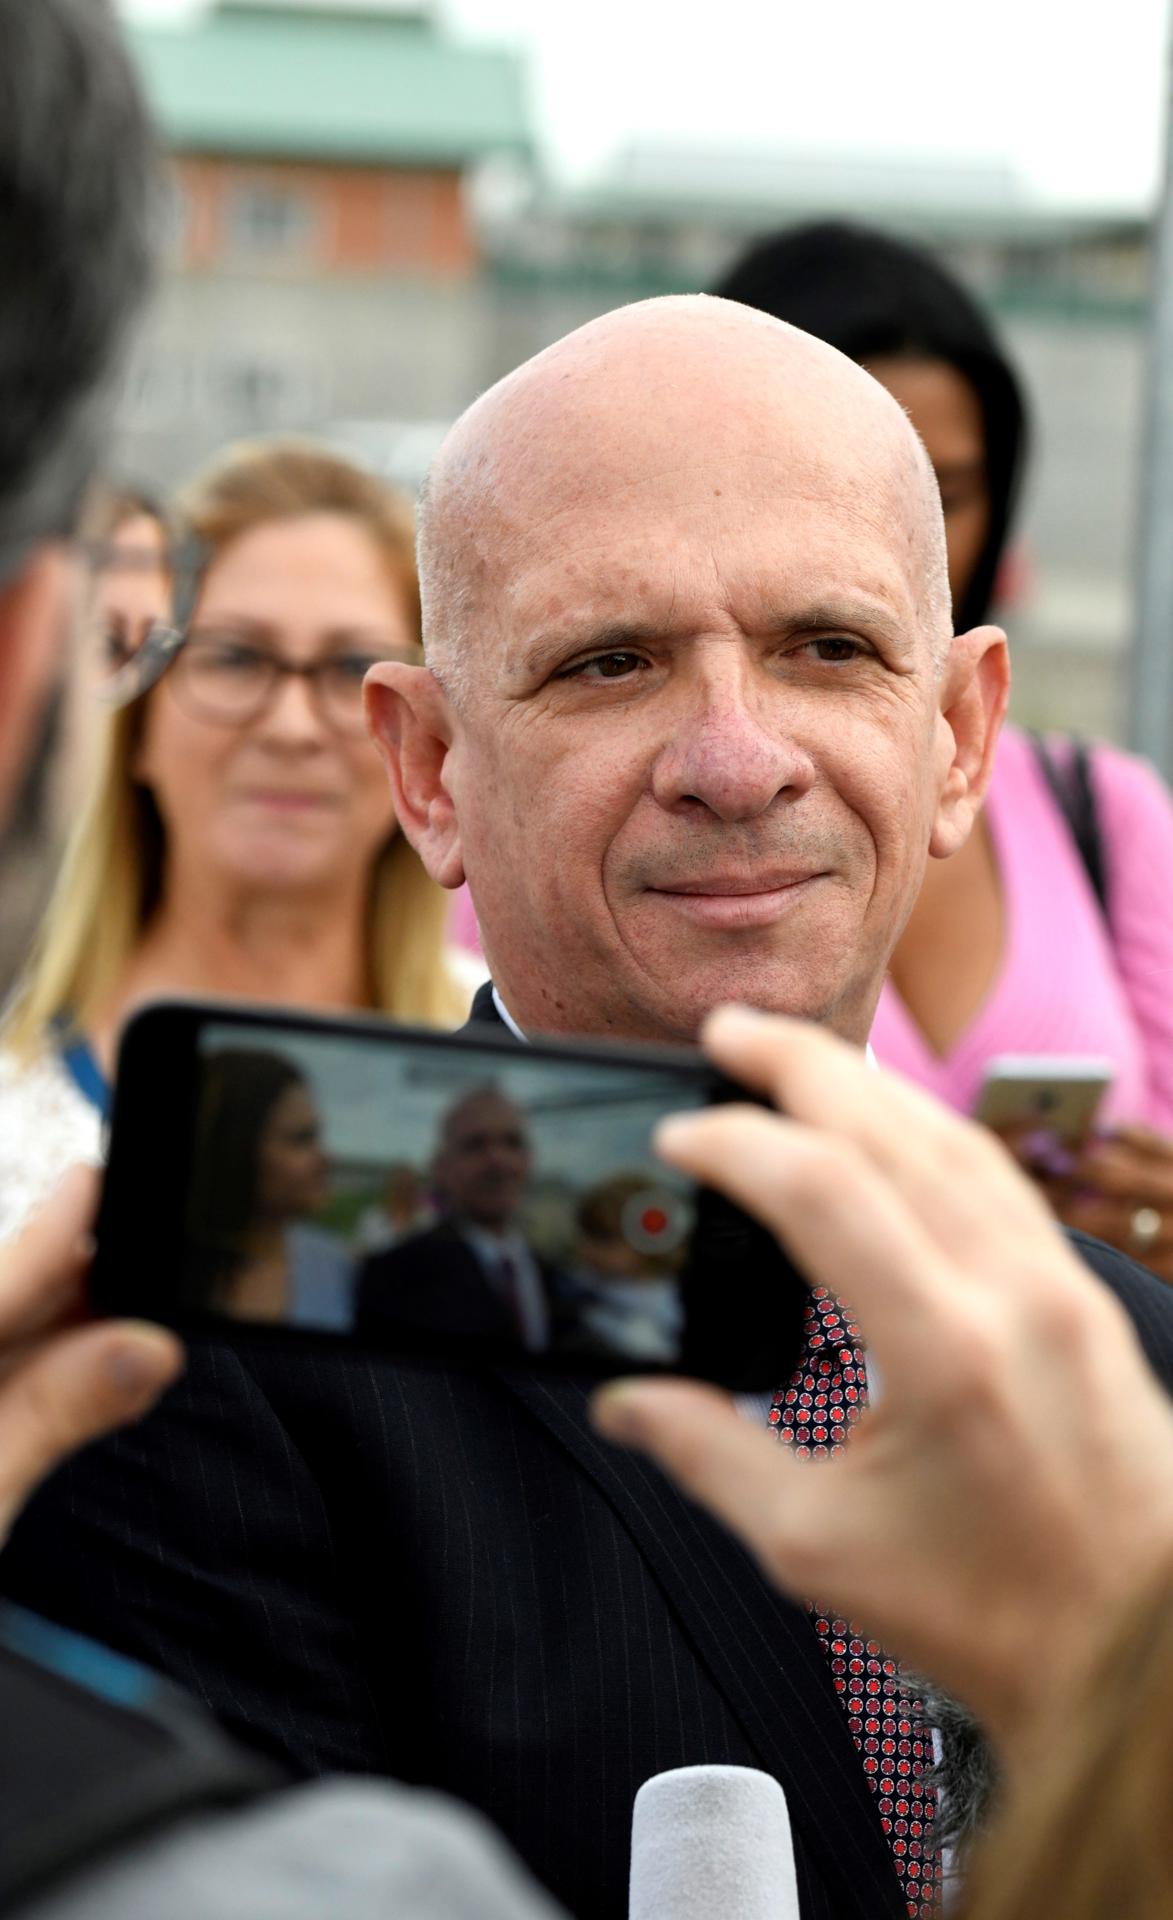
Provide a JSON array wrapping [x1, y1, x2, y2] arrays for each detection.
[[772, 1286, 939, 1919]]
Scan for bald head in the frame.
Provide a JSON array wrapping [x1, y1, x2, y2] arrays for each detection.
[[419, 294, 952, 699]]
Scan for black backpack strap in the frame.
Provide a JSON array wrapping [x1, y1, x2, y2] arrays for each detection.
[[0, 1605, 286, 1911], [1029, 731, 1109, 918]]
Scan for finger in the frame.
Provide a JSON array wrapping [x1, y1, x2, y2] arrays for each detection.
[[591, 1377, 828, 1598], [0, 1321, 183, 1541], [0, 1166, 100, 1343], [698, 1008, 1047, 1245], [1076, 1144, 1173, 1206], [1104, 1125, 1173, 1160]]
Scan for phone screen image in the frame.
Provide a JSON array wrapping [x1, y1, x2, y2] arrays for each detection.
[[95, 1002, 805, 1388], [179, 1018, 717, 1372]]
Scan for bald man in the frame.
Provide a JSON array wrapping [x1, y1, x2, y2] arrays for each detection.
[[10, 299, 1172, 1920], [366, 295, 1006, 1051]]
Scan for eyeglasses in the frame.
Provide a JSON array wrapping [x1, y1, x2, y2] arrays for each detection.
[[166, 631, 420, 736]]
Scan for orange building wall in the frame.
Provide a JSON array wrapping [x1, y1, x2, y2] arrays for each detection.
[[172, 154, 476, 276]]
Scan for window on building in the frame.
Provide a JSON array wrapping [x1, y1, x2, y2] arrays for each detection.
[[210, 354, 327, 428], [225, 182, 320, 263]]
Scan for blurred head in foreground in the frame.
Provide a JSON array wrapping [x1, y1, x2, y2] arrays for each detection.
[[0, 0, 157, 833]]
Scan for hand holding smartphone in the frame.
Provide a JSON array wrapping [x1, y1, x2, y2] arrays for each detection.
[[91, 1001, 806, 1392]]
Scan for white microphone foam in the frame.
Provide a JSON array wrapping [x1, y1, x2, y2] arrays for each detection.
[[629, 1763, 800, 1920]]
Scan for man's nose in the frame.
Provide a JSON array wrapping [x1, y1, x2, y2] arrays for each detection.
[[651, 658, 816, 821]]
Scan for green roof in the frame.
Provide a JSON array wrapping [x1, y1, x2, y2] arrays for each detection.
[[125, 6, 531, 167]]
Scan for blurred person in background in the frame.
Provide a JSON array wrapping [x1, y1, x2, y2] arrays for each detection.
[[185, 1049, 352, 1331], [715, 223, 1173, 1284], [0, 482, 174, 999], [0, 438, 474, 1244], [83, 481, 172, 680]]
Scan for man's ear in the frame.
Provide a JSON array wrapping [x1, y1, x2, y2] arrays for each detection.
[[0, 543, 73, 828], [928, 624, 1010, 860], [364, 662, 466, 890]]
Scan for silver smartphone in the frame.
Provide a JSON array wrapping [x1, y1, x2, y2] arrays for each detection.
[[974, 1055, 1115, 1144]]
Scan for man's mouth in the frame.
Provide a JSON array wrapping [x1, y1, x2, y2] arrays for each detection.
[[646, 872, 825, 931]]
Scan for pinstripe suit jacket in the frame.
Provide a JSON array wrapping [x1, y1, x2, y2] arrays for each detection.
[[5, 983, 1173, 1919]]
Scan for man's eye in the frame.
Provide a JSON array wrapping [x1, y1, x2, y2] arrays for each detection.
[[801, 636, 866, 665], [560, 651, 647, 682]]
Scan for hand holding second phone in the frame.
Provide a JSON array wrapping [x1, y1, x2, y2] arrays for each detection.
[[1022, 1123, 1173, 1286], [593, 1009, 1173, 1759]]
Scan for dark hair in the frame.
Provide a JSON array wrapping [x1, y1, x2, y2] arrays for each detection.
[[0, 0, 159, 585], [714, 221, 1028, 631], [185, 1049, 308, 1308]]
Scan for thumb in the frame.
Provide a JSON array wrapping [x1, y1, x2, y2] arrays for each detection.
[[0, 1321, 183, 1543]]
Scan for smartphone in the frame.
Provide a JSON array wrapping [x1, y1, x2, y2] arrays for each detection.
[[91, 1000, 806, 1393], [973, 1055, 1115, 1144]]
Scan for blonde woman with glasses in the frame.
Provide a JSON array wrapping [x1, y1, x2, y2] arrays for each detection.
[[0, 439, 476, 1242]]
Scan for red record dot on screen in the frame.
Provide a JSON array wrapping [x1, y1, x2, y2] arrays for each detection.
[[620, 1187, 689, 1256]]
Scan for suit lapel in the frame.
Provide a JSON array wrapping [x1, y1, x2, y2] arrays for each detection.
[[498, 1370, 907, 1920], [465, 981, 507, 1032]]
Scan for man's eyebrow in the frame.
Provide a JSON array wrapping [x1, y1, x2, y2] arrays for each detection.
[[760, 598, 912, 642], [521, 618, 670, 675]]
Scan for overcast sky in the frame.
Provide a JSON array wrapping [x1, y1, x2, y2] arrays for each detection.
[[122, 0, 1171, 209]]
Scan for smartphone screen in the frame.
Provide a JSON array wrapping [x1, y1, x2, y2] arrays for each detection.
[[93, 1002, 805, 1391]]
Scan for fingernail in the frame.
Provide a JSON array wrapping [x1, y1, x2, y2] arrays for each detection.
[[654, 1113, 703, 1152], [707, 1003, 769, 1028], [105, 1329, 183, 1401], [591, 1381, 648, 1443]]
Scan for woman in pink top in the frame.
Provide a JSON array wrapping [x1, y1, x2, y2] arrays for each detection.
[[717, 222, 1173, 1282]]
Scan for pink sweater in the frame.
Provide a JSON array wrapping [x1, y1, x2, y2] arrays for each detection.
[[870, 725, 1173, 1132]]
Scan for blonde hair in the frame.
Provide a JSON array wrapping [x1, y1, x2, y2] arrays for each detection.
[[962, 1552, 1173, 1920], [6, 437, 466, 1055]]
